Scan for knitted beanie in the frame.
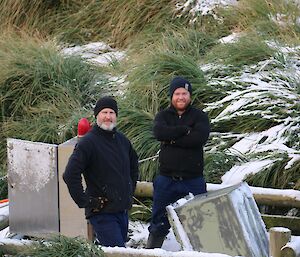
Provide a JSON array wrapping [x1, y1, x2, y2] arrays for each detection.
[[94, 96, 118, 117], [169, 77, 192, 98]]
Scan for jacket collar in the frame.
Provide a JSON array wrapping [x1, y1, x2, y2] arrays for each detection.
[[92, 124, 116, 138], [169, 103, 192, 115]]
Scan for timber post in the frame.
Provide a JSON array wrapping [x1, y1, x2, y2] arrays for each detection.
[[269, 227, 291, 257]]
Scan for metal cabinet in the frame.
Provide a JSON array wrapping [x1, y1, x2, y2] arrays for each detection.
[[7, 138, 89, 238]]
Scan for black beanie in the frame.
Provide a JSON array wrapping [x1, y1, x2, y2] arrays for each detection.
[[94, 96, 118, 117], [169, 76, 192, 98]]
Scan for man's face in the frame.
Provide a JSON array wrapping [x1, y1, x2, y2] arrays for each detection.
[[171, 87, 191, 112], [96, 108, 117, 131]]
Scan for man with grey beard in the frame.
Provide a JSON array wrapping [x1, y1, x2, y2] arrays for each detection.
[[63, 96, 139, 247]]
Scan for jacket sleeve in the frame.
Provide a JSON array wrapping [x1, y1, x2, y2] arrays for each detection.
[[172, 112, 210, 148], [62, 140, 90, 208], [129, 143, 139, 192], [153, 111, 190, 141]]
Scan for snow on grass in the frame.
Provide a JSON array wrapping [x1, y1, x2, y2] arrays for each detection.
[[202, 40, 300, 182], [176, 0, 238, 21], [61, 42, 126, 66]]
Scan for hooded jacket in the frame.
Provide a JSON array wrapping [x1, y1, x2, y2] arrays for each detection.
[[153, 104, 210, 178], [63, 124, 139, 218]]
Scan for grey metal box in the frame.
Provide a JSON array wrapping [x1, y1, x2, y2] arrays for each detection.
[[7, 138, 89, 238]]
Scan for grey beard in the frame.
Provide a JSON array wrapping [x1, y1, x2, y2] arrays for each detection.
[[97, 121, 116, 131]]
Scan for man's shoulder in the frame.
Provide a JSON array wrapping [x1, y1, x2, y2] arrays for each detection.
[[155, 106, 172, 116], [75, 132, 94, 148], [115, 130, 130, 142], [188, 106, 209, 121]]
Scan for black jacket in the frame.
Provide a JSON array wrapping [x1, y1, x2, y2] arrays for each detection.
[[63, 125, 139, 218], [153, 104, 210, 178]]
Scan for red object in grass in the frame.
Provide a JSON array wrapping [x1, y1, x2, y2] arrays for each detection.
[[77, 118, 91, 137], [0, 199, 8, 204]]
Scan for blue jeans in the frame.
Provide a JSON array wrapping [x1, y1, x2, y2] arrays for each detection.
[[89, 211, 128, 247], [148, 175, 207, 237]]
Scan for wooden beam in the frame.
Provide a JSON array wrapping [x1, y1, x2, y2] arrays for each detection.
[[0, 240, 217, 257], [262, 215, 300, 233], [134, 181, 300, 208], [281, 239, 300, 257], [134, 181, 153, 198]]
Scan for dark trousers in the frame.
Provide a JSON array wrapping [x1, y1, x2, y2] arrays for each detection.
[[148, 175, 207, 237], [89, 211, 128, 247]]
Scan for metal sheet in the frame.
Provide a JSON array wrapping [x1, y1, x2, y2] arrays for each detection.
[[7, 138, 59, 236], [58, 137, 88, 238], [167, 182, 269, 257]]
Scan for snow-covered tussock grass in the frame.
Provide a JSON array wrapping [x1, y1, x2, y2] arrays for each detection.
[[202, 42, 300, 184]]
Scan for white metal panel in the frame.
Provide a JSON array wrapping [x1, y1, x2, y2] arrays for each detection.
[[7, 138, 59, 236]]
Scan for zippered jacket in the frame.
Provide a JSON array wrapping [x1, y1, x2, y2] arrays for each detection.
[[63, 125, 139, 218], [153, 104, 210, 178]]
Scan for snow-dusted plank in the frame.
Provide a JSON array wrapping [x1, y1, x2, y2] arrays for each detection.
[[281, 236, 300, 257], [103, 246, 234, 257], [134, 181, 300, 208]]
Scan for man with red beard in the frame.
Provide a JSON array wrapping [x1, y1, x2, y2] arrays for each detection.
[[146, 77, 210, 248], [63, 96, 139, 247]]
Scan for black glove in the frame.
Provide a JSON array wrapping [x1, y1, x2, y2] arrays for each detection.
[[88, 196, 108, 212]]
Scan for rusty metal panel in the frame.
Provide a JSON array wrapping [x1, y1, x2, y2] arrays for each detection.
[[7, 138, 59, 236], [167, 182, 269, 257]]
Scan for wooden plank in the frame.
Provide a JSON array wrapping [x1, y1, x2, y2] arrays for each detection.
[[281, 246, 297, 257], [281, 239, 300, 257], [0, 240, 222, 257], [262, 214, 300, 233], [134, 182, 300, 208]]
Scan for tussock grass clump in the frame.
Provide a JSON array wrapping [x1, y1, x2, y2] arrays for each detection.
[[246, 156, 300, 190], [0, 165, 8, 200], [0, 32, 107, 165], [222, 0, 300, 43], [118, 103, 159, 181], [0, 0, 64, 38], [20, 235, 104, 257], [204, 151, 247, 184], [130, 197, 152, 222], [0, 0, 185, 47], [51, 0, 180, 47], [212, 114, 280, 133], [124, 51, 206, 108], [0, 33, 101, 120], [206, 33, 275, 67], [157, 28, 218, 61]]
